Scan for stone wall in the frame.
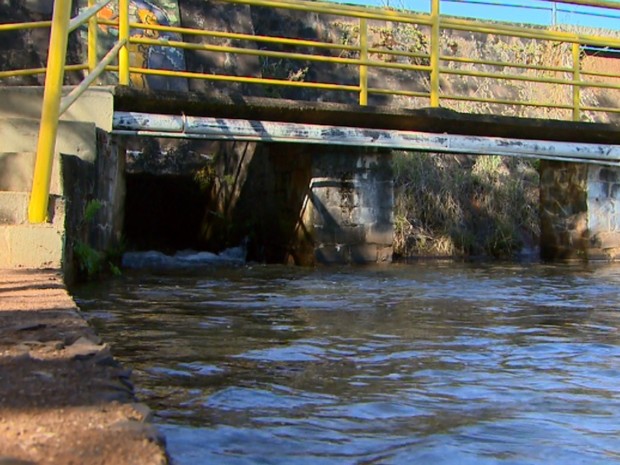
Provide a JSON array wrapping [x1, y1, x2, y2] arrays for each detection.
[[62, 130, 125, 282], [540, 160, 620, 260]]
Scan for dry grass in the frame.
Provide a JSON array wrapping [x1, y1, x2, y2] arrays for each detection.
[[392, 152, 540, 258]]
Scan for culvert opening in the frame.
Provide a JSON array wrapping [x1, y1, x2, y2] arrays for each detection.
[[124, 173, 207, 253]]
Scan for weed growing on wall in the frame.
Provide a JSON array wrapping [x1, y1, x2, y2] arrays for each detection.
[[73, 200, 123, 280]]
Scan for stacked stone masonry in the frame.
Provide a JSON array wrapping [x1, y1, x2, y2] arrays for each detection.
[[540, 160, 620, 260]]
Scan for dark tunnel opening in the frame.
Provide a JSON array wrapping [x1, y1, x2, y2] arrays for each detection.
[[123, 173, 207, 253]]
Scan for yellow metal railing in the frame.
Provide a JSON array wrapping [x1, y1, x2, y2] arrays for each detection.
[[1, 0, 620, 222]]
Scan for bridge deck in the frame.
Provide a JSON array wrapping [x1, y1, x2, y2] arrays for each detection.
[[113, 87, 620, 146]]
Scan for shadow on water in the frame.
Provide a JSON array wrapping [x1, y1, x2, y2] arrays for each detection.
[[73, 260, 620, 465]]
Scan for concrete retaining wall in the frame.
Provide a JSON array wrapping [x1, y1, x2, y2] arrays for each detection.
[[540, 160, 620, 260]]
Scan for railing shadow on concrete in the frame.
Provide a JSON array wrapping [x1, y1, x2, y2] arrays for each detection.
[[1, 0, 620, 224]]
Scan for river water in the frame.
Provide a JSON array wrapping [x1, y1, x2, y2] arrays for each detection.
[[72, 260, 620, 464]]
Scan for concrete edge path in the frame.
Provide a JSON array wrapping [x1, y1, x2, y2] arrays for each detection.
[[0, 268, 169, 465]]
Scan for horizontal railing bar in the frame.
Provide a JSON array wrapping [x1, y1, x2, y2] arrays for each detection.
[[440, 67, 620, 90], [369, 88, 431, 98], [0, 20, 51, 32], [441, 17, 620, 48], [0, 64, 87, 79], [128, 21, 360, 52], [129, 21, 430, 61], [129, 36, 434, 72], [581, 104, 620, 114], [441, 55, 573, 74], [131, 66, 361, 91]]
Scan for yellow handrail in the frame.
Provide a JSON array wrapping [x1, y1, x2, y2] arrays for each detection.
[[25, 0, 122, 222], [28, 0, 73, 223], [0, 0, 617, 222]]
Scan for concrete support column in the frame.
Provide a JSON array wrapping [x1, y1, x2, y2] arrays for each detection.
[[204, 143, 394, 265], [540, 160, 620, 260], [304, 146, 394, 264]]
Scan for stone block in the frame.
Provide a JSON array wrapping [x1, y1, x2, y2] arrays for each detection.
[[350, 244, 378, 263], [365, 223, 394, 246], [0, 87, 114, 131], [0, 152, 37, 192], [312, 224, 335, 244], [377, 245, 393, 263], [588, 181, 609, 201], [0, 224, 64, 268], [590, 231, 620, 250], [588, 201, 613, 233], [0, 119, 96, 162], [334, 225, 366, 244], [0, 192, 29, 225]]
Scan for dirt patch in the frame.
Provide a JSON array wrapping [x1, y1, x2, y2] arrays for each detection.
[[0, 269, 168, 465]]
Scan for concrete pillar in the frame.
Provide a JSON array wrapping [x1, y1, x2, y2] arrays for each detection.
[[540, 160, 620, 260], [304, 146, 394, 265], [206, 143, 394, 265]]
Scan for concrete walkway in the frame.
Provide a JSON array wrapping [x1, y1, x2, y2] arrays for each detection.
[[0, 269, 168, 465]]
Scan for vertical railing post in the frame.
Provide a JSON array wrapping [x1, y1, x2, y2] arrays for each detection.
[[87, 0, 98, 73], [430, 0, 440, 107], [359, 18, 368, 106], [119, 0, 130, 85], [572, 42, 581, 122], [28, 0, 72, 223]]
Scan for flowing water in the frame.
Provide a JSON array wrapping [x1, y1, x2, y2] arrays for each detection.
[[72, 260, 620, 464]]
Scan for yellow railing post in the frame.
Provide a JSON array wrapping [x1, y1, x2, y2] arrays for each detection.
[[28, 0, 72, 223], [87, 0, 98, 73], [430, 0, 440, 107], [359, 18, 368, 106], [572, 42, 581, 122], [119, 0, 130, 85]]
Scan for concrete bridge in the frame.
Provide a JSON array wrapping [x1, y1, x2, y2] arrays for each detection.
[[1, 0, 620, 274]]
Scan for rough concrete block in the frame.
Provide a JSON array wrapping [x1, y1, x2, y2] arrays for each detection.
[[591, 231, 620, 250], [0, 151, 61, 197], [350, 244, 378, 263], [0, 152, 36, 192], [0, 87, 114, 132], [377, 245, 393, 263], [365, 223, 394, 246], [0, 119, 97, 164], [588, 201, 613, 233], [588, 181, 609, 200], [0, 224, 63, 268], [312, 224, 335, 244], [0, 191, 29, 224], [334, 225, 366, 244]]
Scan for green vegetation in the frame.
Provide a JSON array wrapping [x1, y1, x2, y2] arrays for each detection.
[[73, 200, 123, 280]]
